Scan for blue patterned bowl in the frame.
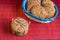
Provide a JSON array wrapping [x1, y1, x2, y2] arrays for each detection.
[[22, 0, 58, 23]]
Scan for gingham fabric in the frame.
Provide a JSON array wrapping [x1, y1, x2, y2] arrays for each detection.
[[0, 0, 60, 40]]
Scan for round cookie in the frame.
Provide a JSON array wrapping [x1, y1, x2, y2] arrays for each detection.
[[44, 6, 55, 18], [42, 0, 54, 7], [42, 0, 55, 18], [27, 0, 41, 11], [40, 7, 48, 18], [11, 17, 30, 36], [31, 5, 41, 17]]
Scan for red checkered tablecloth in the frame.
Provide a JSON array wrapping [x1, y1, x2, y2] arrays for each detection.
[[0, 0, 60, 40]]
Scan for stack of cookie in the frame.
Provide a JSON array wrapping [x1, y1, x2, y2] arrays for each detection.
[[27, 0, 55, 18]]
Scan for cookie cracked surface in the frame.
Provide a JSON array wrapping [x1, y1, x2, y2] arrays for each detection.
[[11, 17, 30, 36]]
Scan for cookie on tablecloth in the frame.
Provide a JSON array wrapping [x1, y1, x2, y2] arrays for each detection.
[[11, 17, 30, 36]]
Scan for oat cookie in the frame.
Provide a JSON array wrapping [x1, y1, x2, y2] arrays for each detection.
[[42, 0, 55, 18], [31, 5, 41, 17], [27, 0, 41, 11], [42, 0, 54, 7], [44, 7, 55, 18], [11, 17, 30, 36], [40, 7, 48, 18]]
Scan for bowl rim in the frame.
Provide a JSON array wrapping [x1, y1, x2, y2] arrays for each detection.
[[22, 0, 58, 21]]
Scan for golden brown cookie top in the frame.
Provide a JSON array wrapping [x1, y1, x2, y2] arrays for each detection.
[[11, 17, 31, 36], [27, 0, 41, 11], [11, 17, 30, 32], [30, 5, 41, 17]]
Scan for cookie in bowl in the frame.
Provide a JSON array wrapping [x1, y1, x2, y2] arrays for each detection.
[[22, 0, 58, 23], [27, 0, 41, 11]]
